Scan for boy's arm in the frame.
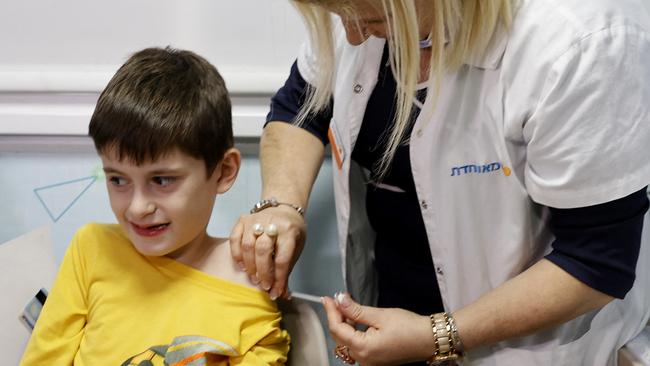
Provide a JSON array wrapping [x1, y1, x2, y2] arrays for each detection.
[[20, 232, 89, 365]]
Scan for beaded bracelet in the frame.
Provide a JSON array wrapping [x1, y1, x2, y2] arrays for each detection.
[[250, 197, 305, 216]]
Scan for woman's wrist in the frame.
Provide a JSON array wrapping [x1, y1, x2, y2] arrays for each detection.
[[260, 188, 308, 211], [415, 314, 439, 361], [250, 197, 305, 216], [425, 312, 465, 365]]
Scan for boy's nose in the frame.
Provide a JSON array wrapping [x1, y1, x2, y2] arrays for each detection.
[[127, 192, 156, 219]]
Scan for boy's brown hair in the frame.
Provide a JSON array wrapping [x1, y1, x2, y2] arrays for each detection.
[[89, 47, 232, 176]]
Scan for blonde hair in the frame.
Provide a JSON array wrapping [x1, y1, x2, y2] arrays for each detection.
[[292, 0, 516, 178]]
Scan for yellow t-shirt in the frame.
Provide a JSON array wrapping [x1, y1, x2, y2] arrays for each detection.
[[20, 223, 289, 365]]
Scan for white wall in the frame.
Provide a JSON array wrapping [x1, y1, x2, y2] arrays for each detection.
[[0, 0, 307, 136]]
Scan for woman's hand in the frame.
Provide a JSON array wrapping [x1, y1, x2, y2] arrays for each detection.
[[322, 293, 435, 366], [229, 205, 306, 299]]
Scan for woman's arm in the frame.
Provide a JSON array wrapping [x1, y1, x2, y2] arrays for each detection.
[[230, 122, 325, 299], [323, 188, 648, 365], [230, 57, 331, 299], [452, 259, 612, 350], [323, 260, 613, 365], [260, 121, 325, 207]]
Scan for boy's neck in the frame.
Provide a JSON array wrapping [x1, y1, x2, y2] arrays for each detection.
[[166, 231, 219, 269]]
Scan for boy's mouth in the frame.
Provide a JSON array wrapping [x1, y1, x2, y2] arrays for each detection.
[[131, 222, 170, 237]]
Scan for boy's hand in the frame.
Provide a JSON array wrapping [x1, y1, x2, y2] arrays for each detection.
[[229, 206, 306, 299]]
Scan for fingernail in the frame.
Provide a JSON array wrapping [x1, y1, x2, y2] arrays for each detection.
[[270, 290, 279, 300], [238, 262, 245, 270], [334, 292, 351, 308], [262, 282, 271, 291], [334, 291, 343, 303], [251, 275, 260, 284], [320, 296, 325, 305]]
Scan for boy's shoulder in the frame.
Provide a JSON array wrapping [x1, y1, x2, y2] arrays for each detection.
[[76, 222, 122, 235], [71, 223, 130, 254], [75, 222, 126, 241], [201, 238, 258, 290]]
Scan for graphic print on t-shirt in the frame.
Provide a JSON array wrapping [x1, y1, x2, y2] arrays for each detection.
[[121, 335, 239, 366]]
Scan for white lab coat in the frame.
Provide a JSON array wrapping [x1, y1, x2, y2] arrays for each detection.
[[297, 0, 650, 364]]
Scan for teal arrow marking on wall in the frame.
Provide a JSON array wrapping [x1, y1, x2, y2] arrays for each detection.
[[34, 176, 97, 222]]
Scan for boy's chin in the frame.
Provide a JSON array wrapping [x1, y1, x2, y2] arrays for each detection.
[[127, 236, 178, 257], [131, 242, 174, 257]]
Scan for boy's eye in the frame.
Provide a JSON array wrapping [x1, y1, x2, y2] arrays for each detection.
[[109, 176, 128, 186], [153, 176, 176, 187]]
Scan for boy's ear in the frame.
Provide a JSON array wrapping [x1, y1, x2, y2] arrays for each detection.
[[214, 148, 241, 194]]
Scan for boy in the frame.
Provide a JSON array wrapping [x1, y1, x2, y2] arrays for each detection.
[[20, 47, 290, 365]]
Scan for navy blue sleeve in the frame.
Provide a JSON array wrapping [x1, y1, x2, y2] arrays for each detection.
[[545, 187, 649, 299], [265, 60, 332, 145]]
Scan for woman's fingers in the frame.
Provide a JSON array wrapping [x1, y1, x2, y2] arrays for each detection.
[[240, 218, 266, 282], [322, 296, 353, 345], [334, 292, 379, 327], [255, 233, 276, 290], [230, 216, 262, 280], [269, 229, 302, 299], [229, 208, 305, 295], [267, 239, 289, 299], [228, 218, 245, 269], [324, 294, 436, 365], [323, 297, 360, 364]]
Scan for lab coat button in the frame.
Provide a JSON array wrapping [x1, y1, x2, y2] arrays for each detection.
[[436, 267, 444, 275], [420, 200, 428, 209], [353, 84, 363, 93], [416, 129, 423, 137]]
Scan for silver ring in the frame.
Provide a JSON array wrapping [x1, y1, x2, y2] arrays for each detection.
[[253, 223, 264, 236]]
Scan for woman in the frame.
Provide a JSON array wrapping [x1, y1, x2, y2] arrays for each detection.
[[230, 0, 650, 364]]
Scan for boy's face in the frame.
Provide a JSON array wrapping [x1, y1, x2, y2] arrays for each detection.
[[100, 147, 236, 259]]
